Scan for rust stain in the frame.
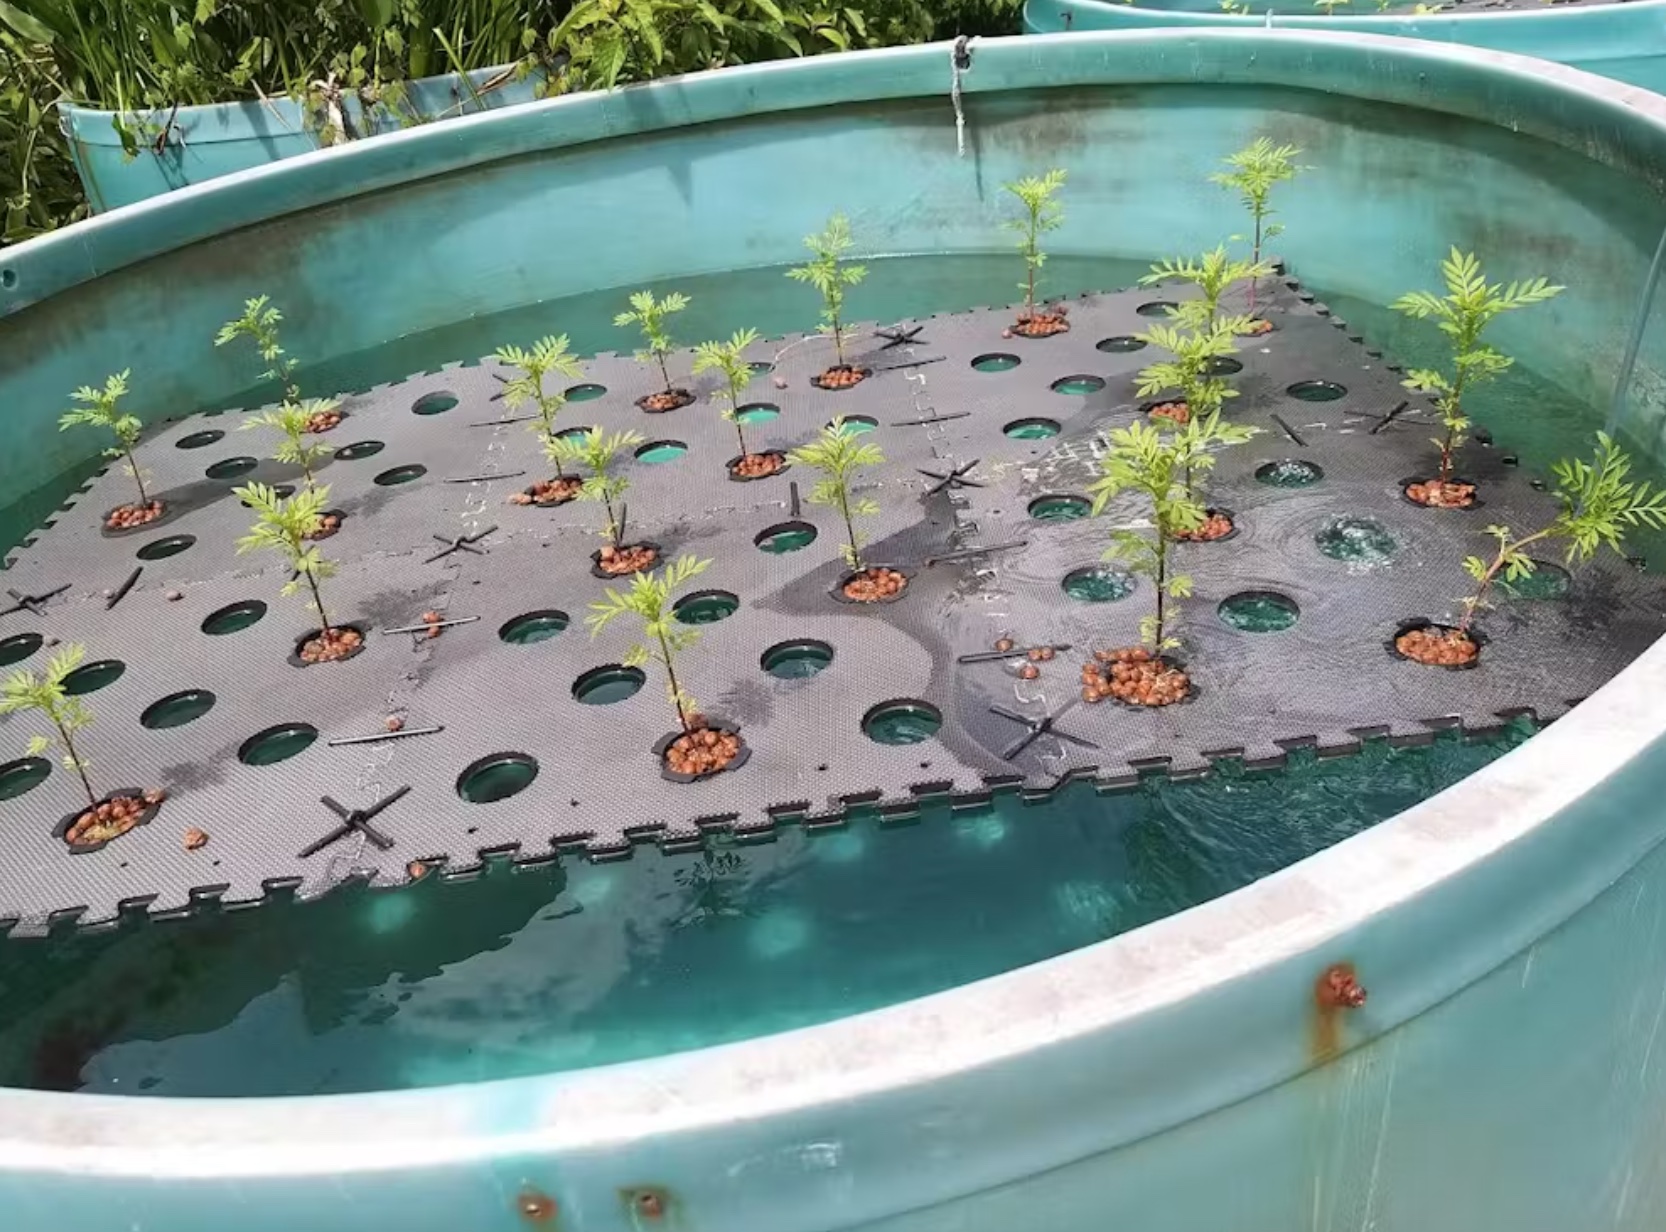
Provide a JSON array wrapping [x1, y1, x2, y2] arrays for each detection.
[[1311, 961, 1367, 1063], [622, 1185, 671, 1222], [517, 1188, 558, 1223]]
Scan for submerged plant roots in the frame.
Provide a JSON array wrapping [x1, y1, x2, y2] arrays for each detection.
[[1396, 625, 1479, 666], [812, 366, 870, 391], [637, 389, 696, 413], [1149, 401, 1190, 426], [1177, 511, 1235, 542], [1082, 647, 1190, 707], [511, 477, 583, 507], [598, 544, 659, 576], [730, 451, 787, 480], [1406, 478, 1477, 509], [842, 567, 908, 602], [299, 626, 363, 664], [1013, 310, 1070, 338], [304, 408, 344, 433], [664, 722, 744, 778], [65, 789, 163, 849], [106, 501, 165, 531]]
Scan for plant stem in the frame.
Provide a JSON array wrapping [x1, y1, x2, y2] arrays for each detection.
[[657, 629, 690, 732], [1459, 527, 1552, 631], [657, 351, 673, 393], [832, 319, 845, 368], [1154, 532, 1169, 648], [55, 719, 95, 807], [125, 446, 149, 505], [732, 380, 750, 458], [305, 570, 333, 636], [603, 494, 621, 548], [838, 486, 862, 573]]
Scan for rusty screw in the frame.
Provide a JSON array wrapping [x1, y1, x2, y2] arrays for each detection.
[[517, 1190, 557, 1223], [1316, 962, 1367, 1010]]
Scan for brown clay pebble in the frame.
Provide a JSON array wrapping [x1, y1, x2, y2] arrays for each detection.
[[772, 376, 789, 390], [1149, 401, 1191, 426], [1239, 318, 1274, 336], [1019, 664, 1040, 681], [1080, 647, 1190, 708], [598, 543, 660, 576], [1012, 312, 1070, 338], [995, 638, 1015, 653], [814, 366, 869, 390], [385, 715, 405, 732], [407, 861, 428, 880], [1406, 479, 1477, 509], [66, 793, 150, 847], [1395, 626, 1479, 666], [304, 409, 344, 433], [421, 611, 442, 625], [183, 827, 208, 851], [299, 626, 364, 664], [1176, 512, 1235, 542], [105, 500, 165, 531], [639, 389, 693, 413], [665, 727, 742, 777], [143, 787, 166, 805], [521, 476, 583, 507], [842, 567, 909, 603], [165, 590, 182, 602], [731, 451, 786, 479]]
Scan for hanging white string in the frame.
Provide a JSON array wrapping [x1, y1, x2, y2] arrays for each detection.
[[951, 37, 972, 158]]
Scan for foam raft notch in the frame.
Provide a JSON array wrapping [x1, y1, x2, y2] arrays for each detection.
[[0, 279, 1658, 927]]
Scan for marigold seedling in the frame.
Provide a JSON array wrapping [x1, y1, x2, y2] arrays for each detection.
[[234, 482, 340, 636], [216, 295, 301, 402], [586, 554, 713, 733], [1134, 318, 1255, 473], [1212, 139, 1305, 311], [1002, 169, 1068, 330], [1456, 432, 1666, 629], [59, 370, 151, 509], [495, 335, 586, 475], [1141, 245, 1273, 333], [546, 426, 646, 550], [1392, 248, 1563, 491], [693, 328, 767, 465], [615, 289, 691, 396], [0, 643, 98, 806], [240, 400, 338, 490], [787, 418, 886, 571], [786, 214, 868, 371], [1088, 421, 1206, 651]]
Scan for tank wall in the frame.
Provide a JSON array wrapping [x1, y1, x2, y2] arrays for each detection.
[[7, 47, 1666, 507]]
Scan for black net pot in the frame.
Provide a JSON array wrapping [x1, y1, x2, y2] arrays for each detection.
[[521, 478, 583, 508], [54, 789, 161, 856], [654, 718, 751, 784], [1096, 654, 1200, 711], [99, 499, 175, 537], [287, 623, 369, 669], [1175, 508, 1240, 545], [810, 366, 872, 391], [726, 452, 790, 483], [635, 388, 696, 414], [1386, 617, 1488, 671], [590, 541, 664, 581], [1399, 475, 1484, 511], [830, 564, 914, 606]]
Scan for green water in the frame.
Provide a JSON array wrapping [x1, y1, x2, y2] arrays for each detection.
[[0, 731, 1528, 1096]]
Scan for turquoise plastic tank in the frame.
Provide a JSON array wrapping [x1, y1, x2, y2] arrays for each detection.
[[1023, 0, 1666, 92], [59, 62, 546, 213], [6, 30, 1666, 1232]]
